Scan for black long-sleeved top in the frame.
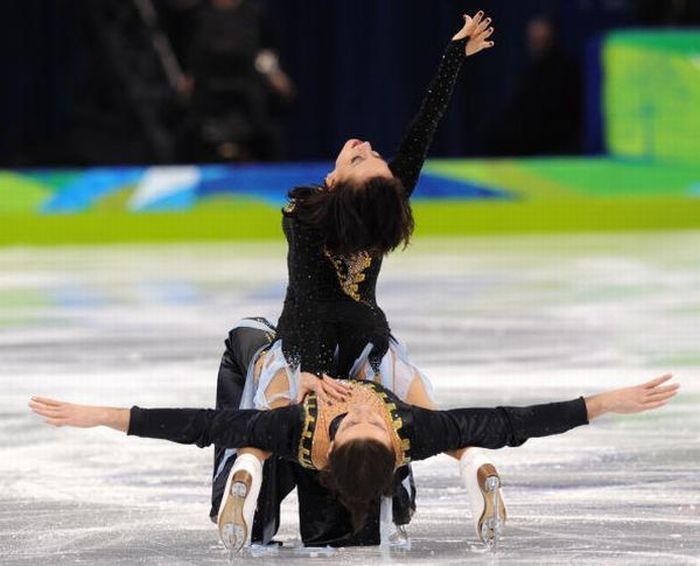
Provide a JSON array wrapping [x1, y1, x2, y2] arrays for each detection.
[[275, 39, 468, 377], [127, 383, 589, 466]]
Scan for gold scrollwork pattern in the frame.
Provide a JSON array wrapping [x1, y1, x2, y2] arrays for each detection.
[[353, 381, 411, 466], [298, 394, 318, 469], [324, 250, 372, 302]]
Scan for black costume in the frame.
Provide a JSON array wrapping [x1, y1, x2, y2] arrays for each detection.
[[198, 41, 472, 544], [208, 320, 416, 547], [128, 321, 589, 547], [129, 383, 588, 463], [276, 39, 469, 377], [129, 40, 590, 548]]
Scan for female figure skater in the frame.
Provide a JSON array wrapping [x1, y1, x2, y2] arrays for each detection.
[[216, 9, 502, 551], [30, 374, 678, 554], [273, 11, 495, 384]]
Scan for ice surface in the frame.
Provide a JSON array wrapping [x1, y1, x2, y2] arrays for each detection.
[[1, 232, 699, 565]]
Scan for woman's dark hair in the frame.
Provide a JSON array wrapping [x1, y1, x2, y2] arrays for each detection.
[[287, 177, 414, 256], [320, 438, 396, 531]]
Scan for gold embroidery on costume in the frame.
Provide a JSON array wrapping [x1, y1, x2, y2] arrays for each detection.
[[324, 250, 372, 301], [297, 380, 410, 471], [356, 381, 411, 461], [298, 394, 318, 468]]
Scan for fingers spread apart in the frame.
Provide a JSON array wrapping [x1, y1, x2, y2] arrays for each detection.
[[464, 12, 495, 55], [480, 26, 494, 40], [464, 11, 485, 35], [476, 16, 492, 35]]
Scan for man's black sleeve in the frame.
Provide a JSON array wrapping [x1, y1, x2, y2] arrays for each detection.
[[410, 398, 589, 460], [127, 404, 303, 461]]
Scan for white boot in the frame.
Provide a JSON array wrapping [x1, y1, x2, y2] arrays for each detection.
[[458, 449, 507, 549], [217, 453, 263, 553]]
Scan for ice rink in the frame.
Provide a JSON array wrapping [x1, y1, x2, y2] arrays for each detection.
[[1, 231, 699, 565]]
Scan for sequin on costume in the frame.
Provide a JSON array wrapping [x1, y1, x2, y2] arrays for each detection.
[[324, 250, 373, 302], [297, 380, 411, 470], [129, 383, 591, 467], [275, 39, 469, 377]]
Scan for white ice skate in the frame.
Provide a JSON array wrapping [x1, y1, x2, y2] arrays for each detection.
[[217, 453, 263, 555], [459, 449, 507, 549]]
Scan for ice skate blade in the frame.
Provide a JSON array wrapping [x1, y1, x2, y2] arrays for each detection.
[[480, 515, 504, 551], [218, 471, 252, 554], [476, 464, 506, 550], [388, 524, 411, 549]]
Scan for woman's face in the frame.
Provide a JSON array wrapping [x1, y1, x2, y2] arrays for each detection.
[[327, 139, 393, 187], [331, 403, 392, 448]]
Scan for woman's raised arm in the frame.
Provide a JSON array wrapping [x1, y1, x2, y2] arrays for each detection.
[[389, 11, 495, 195]]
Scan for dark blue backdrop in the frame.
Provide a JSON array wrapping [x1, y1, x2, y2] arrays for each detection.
[[0, 0, 640, 165]]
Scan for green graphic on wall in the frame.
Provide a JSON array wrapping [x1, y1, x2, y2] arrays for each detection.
[[604, 30, 700, 163]]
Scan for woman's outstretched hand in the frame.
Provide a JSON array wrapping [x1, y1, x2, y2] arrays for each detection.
[[453, 10, 495, 56], [585, 374, 679, 420], [29, 397, 130, 432], [297, 372, 351, 405]]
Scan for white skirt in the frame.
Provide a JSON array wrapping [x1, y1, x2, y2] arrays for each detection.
[[216, 318, 432, 542], [214, 318, 434, 494], [238, 325, 435, 411]]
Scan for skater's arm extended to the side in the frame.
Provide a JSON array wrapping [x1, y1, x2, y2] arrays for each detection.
[[582, 373, 678, 419], [409, 374, 679, 460], [29, 397, 303, 459], [29, 397, 132, 432], [389, 11, 495, 195]]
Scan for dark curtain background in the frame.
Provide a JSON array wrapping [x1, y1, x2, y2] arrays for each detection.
[[0, 1, 89, 165], [269, 0, 547, 160], [0, 0, 652, 165]]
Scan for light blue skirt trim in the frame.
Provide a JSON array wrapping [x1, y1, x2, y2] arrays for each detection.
[[214, 321, 433, 482]]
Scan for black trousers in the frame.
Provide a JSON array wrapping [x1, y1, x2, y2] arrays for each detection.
[[209, 320, 416, 547]]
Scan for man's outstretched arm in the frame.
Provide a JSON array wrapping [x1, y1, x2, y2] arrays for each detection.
[[410, 374, 679, 460], [30, 397, 130, 431], [29, 397, 303, 459]]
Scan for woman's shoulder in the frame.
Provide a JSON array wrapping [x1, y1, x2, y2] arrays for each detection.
[[283, 184, 325, 216]]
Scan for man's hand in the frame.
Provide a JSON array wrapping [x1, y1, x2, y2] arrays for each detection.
[[585, 374, 679, 420], [29, 397, 130, 432], [453, 10, 495, 56], [297, 372, 351, 405]]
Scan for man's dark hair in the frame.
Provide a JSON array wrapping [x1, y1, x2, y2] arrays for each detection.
[[287, 177, 414, 257], [320, 438, 396, 531]]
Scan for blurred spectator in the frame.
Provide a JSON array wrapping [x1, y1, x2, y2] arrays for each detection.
[[175, 0, 294, 162], [485, 16, 581, 157]]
